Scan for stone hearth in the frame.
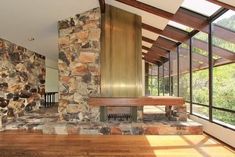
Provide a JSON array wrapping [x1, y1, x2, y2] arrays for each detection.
[[0, 105, 202, 135]]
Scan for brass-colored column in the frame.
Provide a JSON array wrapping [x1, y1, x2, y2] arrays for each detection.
[[100, 5, 142, 121]]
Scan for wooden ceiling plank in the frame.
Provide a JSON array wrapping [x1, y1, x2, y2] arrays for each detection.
[[142, 36, 155, 44], [115, 0, 207, 29], [154, 36, 178, 50], [142, 23, 189, 42], [115, 0, 174, 19], [206, 0, 235, 11]]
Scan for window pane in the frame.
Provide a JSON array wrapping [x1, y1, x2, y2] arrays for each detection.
[[213, 109, 235, 128], [213, 63, 235, 111], [147, 64, 159, 96], [192, 32, 209, 106], [148, 75, 158, 96], [170, 51, 177, 96], [214, 10, 235, 32], [192, 105, 209, 119], [212, 9, 235, 129], [164, 60, 170, 96], [179, 41, 190, 101], [159, 65, 164, 96]]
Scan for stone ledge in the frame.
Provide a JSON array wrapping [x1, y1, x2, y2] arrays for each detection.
[[1, 119, 203, 135]]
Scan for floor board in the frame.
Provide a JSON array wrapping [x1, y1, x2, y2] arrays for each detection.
[[0, 131, 234, 157]]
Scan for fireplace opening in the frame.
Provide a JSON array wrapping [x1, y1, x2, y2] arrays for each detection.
[[107, 107, 132, 122]]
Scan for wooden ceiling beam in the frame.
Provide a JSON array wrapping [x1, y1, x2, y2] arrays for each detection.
[[173, 7, 208, 30], [142, 23, 189, 42], [115, 0, 174, 19], [206, 0, 235, 11], [150, 46, 169, 58], [142, 36, 155, 44], [143, 23, 235, 60], [142, 45, 150, 51], [142, 56, 161, 65], [117, 0, 235, 43], [154, 36, 179, 50], [143, 53, 163, 62], [115, 0, 207, 29]]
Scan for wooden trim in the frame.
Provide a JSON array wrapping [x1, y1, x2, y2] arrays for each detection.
[[206, 0, 235, 11], [99, 0, 106, 13], [142, 45, 150, 51], [115, 0, 207, 30], [142, 23, 189, 42], [154, 36, 178, 50], [149, 46, 169, 58], [142, 36, 155, 44], [88, 96, 185, 106], [115, 0, 174, 19]]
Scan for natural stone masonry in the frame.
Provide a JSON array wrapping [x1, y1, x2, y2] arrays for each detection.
[[1, 111, 203, 135], [58, 8, 101, 122], [0, 38, 45, 128]]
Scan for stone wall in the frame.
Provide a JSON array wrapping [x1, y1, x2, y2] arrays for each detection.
[[58, 8, 100, 122], [0, 38, 45, 121]]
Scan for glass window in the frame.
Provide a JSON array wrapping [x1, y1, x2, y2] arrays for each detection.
[[158, 65, 164, 96], [212, 10, 235, 128], [170, 51, 178, 96], [213, 109, 235, 129], [214, 10, 235, 32], [179, 41, 190, 101], [192, 31, 209, 118], [164, 60, 170, 96], [148, 64, 159, 96], [181, 0, 221, 16]]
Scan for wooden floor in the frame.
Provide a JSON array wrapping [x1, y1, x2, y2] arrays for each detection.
[[0, 131, 234, 157]]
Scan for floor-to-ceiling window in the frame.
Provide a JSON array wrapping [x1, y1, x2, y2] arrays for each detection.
[[147, 64, 159, 96], [212, 10, 235, 128], [191, 31, 209, 118], [179, 41, 190, 112]]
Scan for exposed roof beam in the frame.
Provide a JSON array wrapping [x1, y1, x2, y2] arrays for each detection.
[[115, 0, 207, 29], [143, 58, 156, 65], [150, 46, 169, 58], [154, 36, 179, 50], [115, 0, 173, 19], [116, 0, 235, 44], [142, 23, 188, 42], [206, 0, 235, 11], [142, 45, 150, 51], [142, 36, 155, 44], [99, 0, 106, 13], [143, 53, 163, 62], [143, 24, 235, 61], [142, 56, 161, 65]]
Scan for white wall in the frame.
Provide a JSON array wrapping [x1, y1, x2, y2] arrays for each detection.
[[190, 115, 235, 148], [45, 58, 59, 102]]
